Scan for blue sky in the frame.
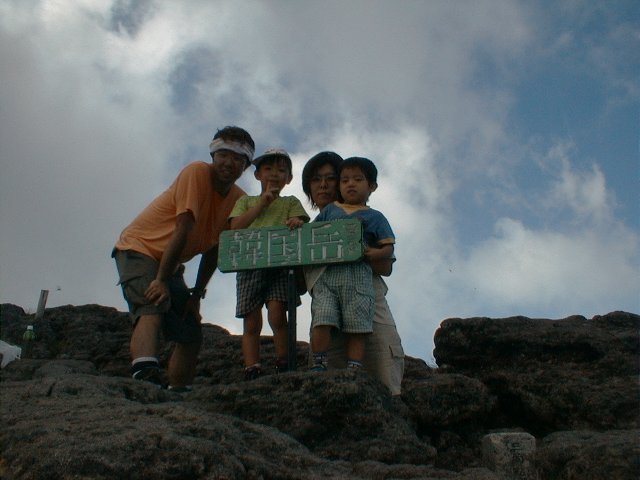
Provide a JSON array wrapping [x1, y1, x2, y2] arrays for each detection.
[[1, 0, 638, 365]]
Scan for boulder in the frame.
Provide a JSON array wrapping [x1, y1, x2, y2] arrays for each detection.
[[433, 312, 640, 434], [482, 432, 537, 480], [536, 430, 640, 480], [1, 304, 638, 479]]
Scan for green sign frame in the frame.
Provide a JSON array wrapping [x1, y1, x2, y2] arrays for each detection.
[[218, 219, 364, 272]]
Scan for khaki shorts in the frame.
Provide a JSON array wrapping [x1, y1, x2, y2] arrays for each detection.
[[112, 249, 201, 344]]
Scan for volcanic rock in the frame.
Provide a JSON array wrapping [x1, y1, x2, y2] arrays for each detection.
[[1, 304, 638, 479]]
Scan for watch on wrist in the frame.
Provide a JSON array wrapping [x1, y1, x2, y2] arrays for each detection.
[[190, 287, 206, 299]]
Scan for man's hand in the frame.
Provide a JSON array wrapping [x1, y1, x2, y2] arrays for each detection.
[[145, 279, 170, 305]]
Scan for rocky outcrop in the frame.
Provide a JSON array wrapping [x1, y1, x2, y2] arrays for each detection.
[[433, 313, 639, 434], [1, 304, 638, 479]]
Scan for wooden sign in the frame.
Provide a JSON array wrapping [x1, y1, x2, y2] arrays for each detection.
[[218, 219, 364, 272]]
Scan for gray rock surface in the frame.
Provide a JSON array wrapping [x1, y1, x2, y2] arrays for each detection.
[[535, 430, 640, 480], [434, 312, 639, 433], [482, 432, 537, 480], [1, 304, 638, 479]]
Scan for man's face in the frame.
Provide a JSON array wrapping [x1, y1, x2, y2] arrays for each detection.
[[310, 163, 339, 209], [212, 149, 247, 185]]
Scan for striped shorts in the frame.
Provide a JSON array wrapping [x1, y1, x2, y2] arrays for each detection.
[[235, 268, 299, 318], [310, 262, 374, 334]]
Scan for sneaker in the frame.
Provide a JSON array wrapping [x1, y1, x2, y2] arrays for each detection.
[[347, 360, 363, 370], [309, 364, 327, 372], [132, 367, 164, 388], [244, 365, 263, 381]]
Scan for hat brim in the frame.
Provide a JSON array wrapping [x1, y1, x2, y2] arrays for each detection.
[[252, 153, 290, 166]]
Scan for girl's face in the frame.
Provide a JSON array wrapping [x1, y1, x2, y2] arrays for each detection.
[[339, 166, 376, 206], [310, 163, 339, 209]]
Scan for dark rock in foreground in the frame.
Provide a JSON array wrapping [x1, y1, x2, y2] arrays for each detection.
[[1, 304, 638, 479]]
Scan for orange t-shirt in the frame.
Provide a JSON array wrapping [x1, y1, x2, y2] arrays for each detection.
[[115, 161, 245, 263]]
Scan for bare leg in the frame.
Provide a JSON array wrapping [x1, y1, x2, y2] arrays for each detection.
[[130, 314, 161, 360], [311, 325, 332, 353], [346, 333, 366, 363], [168, 339, 201, 387], [267, 300, 288, 360], [242, 309, 263, 367]]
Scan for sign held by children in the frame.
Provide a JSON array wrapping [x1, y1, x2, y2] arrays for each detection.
[[218, 219, 364, 272]]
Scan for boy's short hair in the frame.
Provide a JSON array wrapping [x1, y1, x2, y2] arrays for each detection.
[[302, 151, 343, 206], [252, 148, 293, 174], [340, 157, 378, 184]]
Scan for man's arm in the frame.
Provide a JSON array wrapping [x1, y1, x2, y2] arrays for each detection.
[[176, 244, 220, 323], [193, 244, 219, 297], [145, 212, 195, 305]]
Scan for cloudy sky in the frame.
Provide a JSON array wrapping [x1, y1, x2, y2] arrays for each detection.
[[1, 0, 638, 365]]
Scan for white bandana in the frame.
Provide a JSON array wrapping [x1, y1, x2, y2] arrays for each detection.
[[209, 138, 255, 164]]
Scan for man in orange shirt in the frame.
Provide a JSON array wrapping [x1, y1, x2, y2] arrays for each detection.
[[113, 126, 254, 391]]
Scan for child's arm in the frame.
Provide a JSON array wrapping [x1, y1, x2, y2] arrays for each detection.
[[230, 202, 266, 229], [364, 244, 394, 262], [230, 184, 279, 230], [285, 196, 310, 230], [366, 211, 395, 276], [285, 216, 307, 230], [368, 257, 394, 277]]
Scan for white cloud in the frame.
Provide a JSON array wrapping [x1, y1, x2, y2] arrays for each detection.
[[538, 142, 615, 225], [554, 160, 610, 223], [1, 0, 637, 367], [461, 217, 638, 313], [450, 138, 638, 324]]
